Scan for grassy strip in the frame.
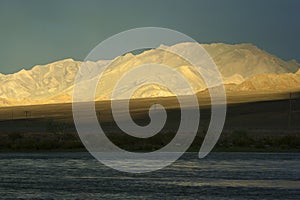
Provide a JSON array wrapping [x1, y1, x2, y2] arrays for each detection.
[[0, 129, 299, 153]]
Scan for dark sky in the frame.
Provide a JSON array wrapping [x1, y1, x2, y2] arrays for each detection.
[[0, 0, 299, 74]]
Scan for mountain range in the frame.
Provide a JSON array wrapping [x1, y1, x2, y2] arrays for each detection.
[[0, 43, 299, 107]]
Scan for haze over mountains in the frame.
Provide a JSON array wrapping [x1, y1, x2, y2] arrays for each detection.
[[0, 43, 299, 107]]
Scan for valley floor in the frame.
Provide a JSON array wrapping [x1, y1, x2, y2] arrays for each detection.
[[0, 90, 299, 153]]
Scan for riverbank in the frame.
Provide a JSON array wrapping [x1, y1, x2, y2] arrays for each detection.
[[0, 130, 299, 153]]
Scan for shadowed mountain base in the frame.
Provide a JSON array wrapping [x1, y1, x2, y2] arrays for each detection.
[[0, 91, 299, 152]]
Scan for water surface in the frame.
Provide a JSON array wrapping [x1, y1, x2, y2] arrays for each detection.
[[0, 152, 299, 199]]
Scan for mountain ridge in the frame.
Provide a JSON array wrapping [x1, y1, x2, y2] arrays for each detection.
[[0, 42, 299, 107]]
